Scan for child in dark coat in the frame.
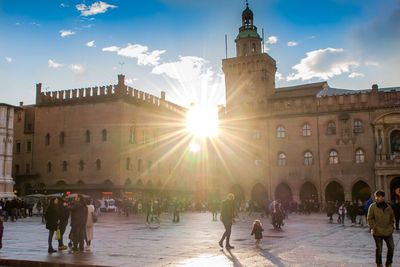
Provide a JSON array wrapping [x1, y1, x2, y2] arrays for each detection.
[[251, 219, 264, 246], [0, 215, 4, 249]]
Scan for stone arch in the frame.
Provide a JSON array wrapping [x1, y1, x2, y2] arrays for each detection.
[[251, 183, 268, 209], [125, 178, 132, 185], [229, 184, 245, 205], [103, 179, 113, 185], [351, 180, 371, 202], [325, 181, 344, 202], [300, 182, 318, 202], [56, 180, 67, 186], [275, 182, 293, 202], [136, 179, 143, 186], [390, 177, 400, 201]]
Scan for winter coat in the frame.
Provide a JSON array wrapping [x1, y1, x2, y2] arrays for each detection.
[[70, 202, 88, 228], [45, 204, 59, 231], [86, 204, 95, 227], [251, 224, 263, 240], [220, 199, 235, 224], [58, 204, 70, 227], [367, 202, 395, 237]]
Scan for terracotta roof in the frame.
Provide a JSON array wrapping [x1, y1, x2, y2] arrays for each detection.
[[270, 82, 328, 100]]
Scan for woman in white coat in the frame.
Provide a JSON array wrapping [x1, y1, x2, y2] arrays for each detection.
[[86, 199, 95, 250]]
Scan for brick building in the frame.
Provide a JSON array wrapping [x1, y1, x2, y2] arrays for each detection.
[[12, 3, 400, 204]]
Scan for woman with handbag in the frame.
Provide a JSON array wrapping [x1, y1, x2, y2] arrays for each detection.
[[85, 199, 96, 250], [45, 198, 59, 253]]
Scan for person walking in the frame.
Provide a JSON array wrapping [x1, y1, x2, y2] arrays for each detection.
[[338, 203, 347, 225], [219, 193, 235, 250], [85, 199, 95, 250], [45, 198, 59, 253], [391, 200, 400, 230], [367, 190, 395, 267], [251, 219, 264, 247]]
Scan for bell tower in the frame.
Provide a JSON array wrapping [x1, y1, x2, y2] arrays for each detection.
[[222, 2, 277, 115]]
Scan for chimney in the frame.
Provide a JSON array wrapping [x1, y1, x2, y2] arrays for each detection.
[[161, 91, 166, 100], [19, 102, 24, 107], [372, 84, 378, 90]]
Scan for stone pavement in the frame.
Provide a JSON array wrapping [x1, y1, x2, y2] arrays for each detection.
[[0, 212, 400, 267]]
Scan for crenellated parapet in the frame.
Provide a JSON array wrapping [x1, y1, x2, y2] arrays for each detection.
[[35, 74, 185, 113], [317, 85, 400, 113]]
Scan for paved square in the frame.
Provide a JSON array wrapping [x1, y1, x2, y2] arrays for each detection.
[[0, 212, 399, 266]]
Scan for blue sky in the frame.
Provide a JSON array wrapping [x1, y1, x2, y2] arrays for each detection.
[[1, 0, 399, 107]]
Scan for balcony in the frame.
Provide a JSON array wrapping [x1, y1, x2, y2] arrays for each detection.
[[375, 154, 400, 168]]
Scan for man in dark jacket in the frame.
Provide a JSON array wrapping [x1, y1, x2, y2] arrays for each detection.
[[70, 195, 88, 251], [219, 193, 235, 249], [368, 190, 395, 267]]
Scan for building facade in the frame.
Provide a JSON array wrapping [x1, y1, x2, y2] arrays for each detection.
[[219, 4, 400, 204], [13, 4, 400, 205], [0, 103, 17, 198]]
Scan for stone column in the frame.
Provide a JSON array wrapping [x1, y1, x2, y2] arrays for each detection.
[[0, 105, 16, 198]]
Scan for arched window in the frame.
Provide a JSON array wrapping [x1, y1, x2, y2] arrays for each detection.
[[102, 129, 107, 142], [327, 121, 336, 135], [45, 133, 50, 146], [276, 126, 286, 138], [96, 159, 101, 170], [353, 119, 364, 133], [304, 151, 313, 165], [59, 132, 65, 146], [126, 157, 131, 170], [62, 161, 68, 172], [329, 150, 339, 164], [355, 149, 365, 163], [85, 130, 91, 143], [130, 126, 136, 144], [278, 153, 287, 166], [47, 161, 52, 173], [302, 123, 312, 136], [251, 43, 256, 53], [79, 160, 84, 171]]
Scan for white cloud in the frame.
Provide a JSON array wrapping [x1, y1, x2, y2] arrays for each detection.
[[348, 72, 365, 78], [60, 3, 69, 8], [102, 43, 165, 66], [48, 59, 64, 68], [15, 22, 21, 26], [70, 64, 85, 74], [125, 78, 137, 85], [287, 41, 298, 47], [5, 57, 13, 63], [275, 72, 284, 81], [102, 46, 120, 52], [86, 40, 96, 47], [82, 24, 95, 28], [364, 60, 380, 67], [30, 22, 41, 27], [266, 36, 278, 45], [287, 48, 359, 81], [60, 30, 76, 38], [76, 1, 117, 16]]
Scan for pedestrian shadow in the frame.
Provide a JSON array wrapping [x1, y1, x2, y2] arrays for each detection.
[[259, 248, 286, 267], [222, 249, 244, 267]]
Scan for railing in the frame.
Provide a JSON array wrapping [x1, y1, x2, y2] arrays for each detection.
[[375, 154, 400, 167]]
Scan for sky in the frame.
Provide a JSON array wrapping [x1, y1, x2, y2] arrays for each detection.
[[1, 0, 400, 107]]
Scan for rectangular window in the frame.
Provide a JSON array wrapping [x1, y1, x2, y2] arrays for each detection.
[[130, 127, 136, 144], [16, 142, 21, 153], [27, 141, 31, 153], [26, 164, 30, 174], [126, 157, 131, 170], [137, 159, 142, 172], [15, 164, 20, 175]]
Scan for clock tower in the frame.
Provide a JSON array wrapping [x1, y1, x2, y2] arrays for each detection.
[[222, 2, 277, 115]]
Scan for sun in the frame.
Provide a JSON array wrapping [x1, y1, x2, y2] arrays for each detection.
[[186, 105, 219, 137]]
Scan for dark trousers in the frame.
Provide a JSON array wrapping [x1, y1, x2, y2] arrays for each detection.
[[58, 223, 67, 247], [48, 230, 55, 249], [373, 235, 394, 265], [71, 226, 85, 251], [220, 222, 232, 246], [0, 224, 4, 248], [395, 215, 400, 230]]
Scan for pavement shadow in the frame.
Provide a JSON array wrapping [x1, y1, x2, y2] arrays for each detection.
[[259, 248, 286, 267], [222, 249, 244, 267]]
